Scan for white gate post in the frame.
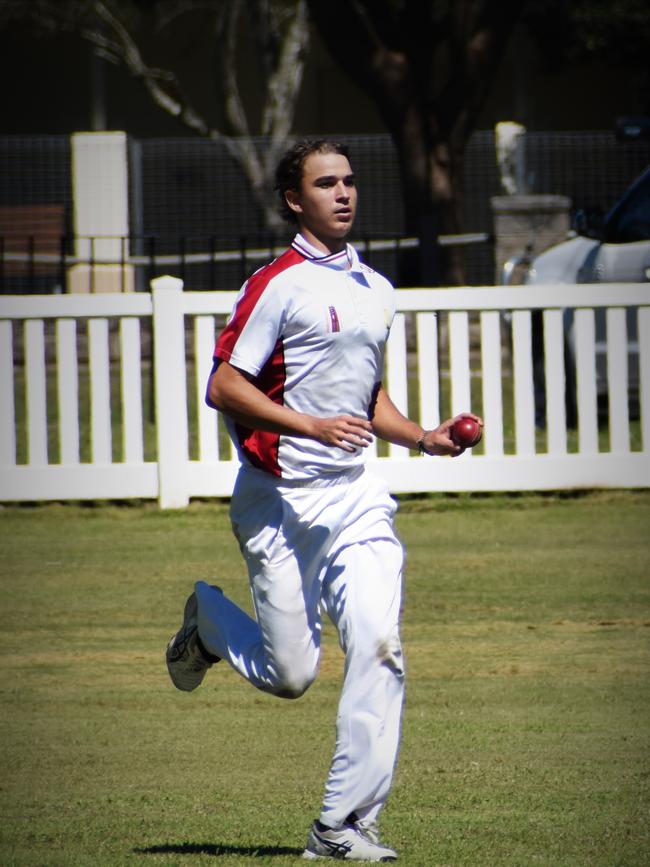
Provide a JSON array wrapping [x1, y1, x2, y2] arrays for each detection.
[[151, 276, 190, 508]]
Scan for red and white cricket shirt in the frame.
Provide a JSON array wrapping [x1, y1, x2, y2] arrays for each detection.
[[213, 233, 396, 480]]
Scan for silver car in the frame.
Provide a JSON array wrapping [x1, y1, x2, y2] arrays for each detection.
[[525, 166, 650, 421]]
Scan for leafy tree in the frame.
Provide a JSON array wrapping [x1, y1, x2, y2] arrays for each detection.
[[524, 0, 650, 113], [306, 0, 649, 282], [307, 0, 527, 283], [4, 1, 646, 281], [0, 0, 309, 229]]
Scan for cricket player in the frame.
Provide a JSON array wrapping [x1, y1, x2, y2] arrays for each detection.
[[166, 139, 479, 861]]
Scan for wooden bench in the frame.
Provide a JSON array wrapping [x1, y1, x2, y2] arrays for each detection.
[[0, 204, 66, 279]]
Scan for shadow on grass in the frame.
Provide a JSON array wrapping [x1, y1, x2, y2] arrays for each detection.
[[135, 842, 303, 858]]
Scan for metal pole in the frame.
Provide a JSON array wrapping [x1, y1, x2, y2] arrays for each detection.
[[59, 234, 66, 294], [180, 236, 186, 285], [209, 235, 216, 290], [240, 236, 247, 285], [120, 235, 126, 293], [28, 236, 35, 292], [148, 236, 156, 285]]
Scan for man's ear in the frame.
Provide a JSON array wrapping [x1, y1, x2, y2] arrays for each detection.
[[284, 189, 302, 215]]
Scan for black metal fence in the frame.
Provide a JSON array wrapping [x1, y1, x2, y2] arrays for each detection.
[[1, 131, 648, 294], [0, 231, 495, 295]]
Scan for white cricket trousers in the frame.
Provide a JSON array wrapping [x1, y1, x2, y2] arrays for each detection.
[[195, 464, 405, 829]]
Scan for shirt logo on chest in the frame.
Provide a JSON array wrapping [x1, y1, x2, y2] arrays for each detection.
[[328, 305, 341, 333]]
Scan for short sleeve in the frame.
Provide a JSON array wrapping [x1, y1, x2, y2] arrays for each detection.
[[215, 269, 288, 376]]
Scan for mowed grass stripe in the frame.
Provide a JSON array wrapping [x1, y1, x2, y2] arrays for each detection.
[[1, 491, 649, 866]]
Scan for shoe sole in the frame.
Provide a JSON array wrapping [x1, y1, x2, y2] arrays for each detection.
[[166, 593, 205, 691], [166, 631, 205, 691]]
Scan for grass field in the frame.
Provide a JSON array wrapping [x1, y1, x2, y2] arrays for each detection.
[[1, 491, 649, 866]]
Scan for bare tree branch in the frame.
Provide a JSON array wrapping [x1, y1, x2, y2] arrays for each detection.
[[91, 1, 212, 135], [261, 0, 308, 172], [220, 0, 252, 138], [0, 0, 310, 232], [154, 0, 222, 31]]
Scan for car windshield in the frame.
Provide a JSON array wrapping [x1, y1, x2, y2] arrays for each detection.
[[603, 168, 650, 243]]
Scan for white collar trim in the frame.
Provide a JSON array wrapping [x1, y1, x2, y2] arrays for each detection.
[[292, 234, 357, 270]]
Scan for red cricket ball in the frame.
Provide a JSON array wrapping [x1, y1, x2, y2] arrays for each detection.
[[451, 416, 482, 448]]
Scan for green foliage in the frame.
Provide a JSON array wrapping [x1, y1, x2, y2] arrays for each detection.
[[1, 492, 649, 865], [524, 0, 650, 105]]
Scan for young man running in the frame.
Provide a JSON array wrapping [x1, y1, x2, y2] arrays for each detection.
[[166, 139, 480, 861]]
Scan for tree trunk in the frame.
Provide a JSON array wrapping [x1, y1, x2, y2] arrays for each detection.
[[307, 0, 525, 286], [386, 106, 467, 286]]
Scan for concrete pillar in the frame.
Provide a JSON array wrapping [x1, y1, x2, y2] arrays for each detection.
[[69, 131, 134, 292], [491, 195, 571, 285]]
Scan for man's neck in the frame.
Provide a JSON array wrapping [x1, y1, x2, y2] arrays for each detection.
[[298, 227, 348, 257]]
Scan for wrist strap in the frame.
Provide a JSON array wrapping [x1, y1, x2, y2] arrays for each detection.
[[416, 432, 429, 455]]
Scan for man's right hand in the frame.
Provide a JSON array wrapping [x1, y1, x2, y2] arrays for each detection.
[[310, 415, 374, 452]]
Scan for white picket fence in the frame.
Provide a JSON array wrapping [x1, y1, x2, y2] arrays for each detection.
[[1, 277, 648, 508]]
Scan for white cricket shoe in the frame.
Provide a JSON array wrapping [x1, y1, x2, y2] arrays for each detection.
[[302, 821, 397, 861], [345, 812, 381, 846], [166, 590, 220, 691], [352, 820, 381, 846]]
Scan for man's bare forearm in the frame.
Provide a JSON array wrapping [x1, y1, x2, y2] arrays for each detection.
[[208, 360, 315, 435], [207, 360, 374, 452], [371, 386, 476, 457], [370, 386, 425, 449]]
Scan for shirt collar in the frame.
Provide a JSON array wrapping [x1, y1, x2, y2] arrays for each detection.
[[291, 233, 359, 272]]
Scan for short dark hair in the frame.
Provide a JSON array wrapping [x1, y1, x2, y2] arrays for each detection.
[[274, 139, 350, 224]]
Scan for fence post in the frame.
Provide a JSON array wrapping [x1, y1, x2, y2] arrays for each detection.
[[151, 275, 189, 508]]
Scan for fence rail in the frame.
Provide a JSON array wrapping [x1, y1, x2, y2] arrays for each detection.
[[1, 278, 648, 507], [0, 233, 493, 295]]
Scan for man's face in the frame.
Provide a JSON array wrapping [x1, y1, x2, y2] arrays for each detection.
[[285, 151, 357, 252]]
